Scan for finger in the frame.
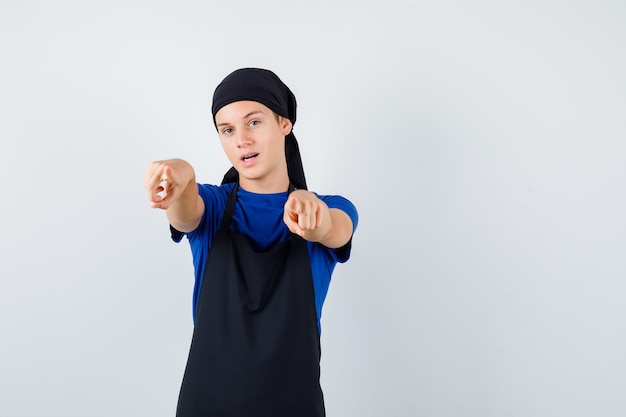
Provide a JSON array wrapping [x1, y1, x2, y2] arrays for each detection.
[[283, 215, 302, 236], [298, 208, 312, 230], [286, 220, 304, 236], [161, 165, 173, 183], [156, 180, 168, 199], [145, 163, 165, 189], [151, 200, 169, 210], [285, 196, 300, 212], [285, 197, 302, 222], [147, 163, 173, 187], [283, 202, 304, 236], [147, 178, 165, 201]]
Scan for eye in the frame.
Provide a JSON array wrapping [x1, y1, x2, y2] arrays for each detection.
[[249, 120, 260, 127], [222, 127, 233, 135]]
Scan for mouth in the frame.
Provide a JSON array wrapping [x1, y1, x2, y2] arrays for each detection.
[[241, 152, 259, 167], [241, 153, 259, 162]]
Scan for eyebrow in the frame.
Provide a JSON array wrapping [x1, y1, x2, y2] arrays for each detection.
[[216, 111, 264, 127]]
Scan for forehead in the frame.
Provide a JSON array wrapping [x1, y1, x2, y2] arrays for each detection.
[[215, 100, 272, 123]]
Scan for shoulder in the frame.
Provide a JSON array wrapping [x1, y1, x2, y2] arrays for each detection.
[[180, 183, 235, 241], [315, 192, 358, 263], [197, 182, 234, 203]]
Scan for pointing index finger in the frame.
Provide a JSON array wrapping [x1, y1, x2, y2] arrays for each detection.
[[157, 180, 168, 199], [286, 195, 300, 213]]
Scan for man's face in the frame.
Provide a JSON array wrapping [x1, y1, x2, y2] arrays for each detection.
[[215, 101, 292, 191]]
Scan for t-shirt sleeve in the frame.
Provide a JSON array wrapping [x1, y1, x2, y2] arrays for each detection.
[[170, 224, 186, 243], [318, 194, 359, 263], [169, 183, 224, 243]]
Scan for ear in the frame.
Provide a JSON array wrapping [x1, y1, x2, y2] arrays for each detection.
[[280, 116, 293, 135]]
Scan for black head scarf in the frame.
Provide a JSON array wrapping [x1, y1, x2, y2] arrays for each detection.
[[211, 68, 307, 190]]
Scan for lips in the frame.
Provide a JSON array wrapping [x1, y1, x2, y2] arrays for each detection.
[[241, 153, 259, 161], [241, 152, 259, 167]]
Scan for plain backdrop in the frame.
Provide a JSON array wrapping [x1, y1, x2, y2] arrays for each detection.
[[1, 1, 625, 416]]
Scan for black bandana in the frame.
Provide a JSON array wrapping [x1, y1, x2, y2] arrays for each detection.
[[211, 68, 307, 190]]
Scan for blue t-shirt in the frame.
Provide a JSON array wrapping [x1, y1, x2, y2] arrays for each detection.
[[171, 182, 358, 334]]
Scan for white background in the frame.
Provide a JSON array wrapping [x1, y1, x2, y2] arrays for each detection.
[[1, 1, 625, 416]]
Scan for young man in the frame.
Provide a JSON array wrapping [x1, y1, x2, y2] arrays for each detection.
[[144, 68, 358, 417]]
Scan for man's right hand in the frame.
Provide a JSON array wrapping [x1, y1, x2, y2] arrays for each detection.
[[144, 159, 193, 210], [144, 158, 204, 233]]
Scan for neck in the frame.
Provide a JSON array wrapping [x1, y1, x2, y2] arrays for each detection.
[[239, 176, 290, 194]]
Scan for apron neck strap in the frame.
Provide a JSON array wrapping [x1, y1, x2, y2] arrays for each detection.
[[219, 183, 239, 232]]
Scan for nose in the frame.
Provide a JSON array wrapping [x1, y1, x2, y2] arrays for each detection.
[[233, 129, 252, 148]]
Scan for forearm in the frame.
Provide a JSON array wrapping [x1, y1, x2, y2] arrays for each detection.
[[304, 208, 353, 249], [166, 180, 204, 232]]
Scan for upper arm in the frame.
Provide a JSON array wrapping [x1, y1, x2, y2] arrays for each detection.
[[318, 195, 358, 249], [320, 208, 354, 249], [169, 183, 228, 242]]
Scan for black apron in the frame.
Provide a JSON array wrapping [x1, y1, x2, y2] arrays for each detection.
[[176, 184, 325, 417]]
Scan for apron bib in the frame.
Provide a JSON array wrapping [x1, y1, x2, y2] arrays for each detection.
[[176, 184, 325, 417]]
